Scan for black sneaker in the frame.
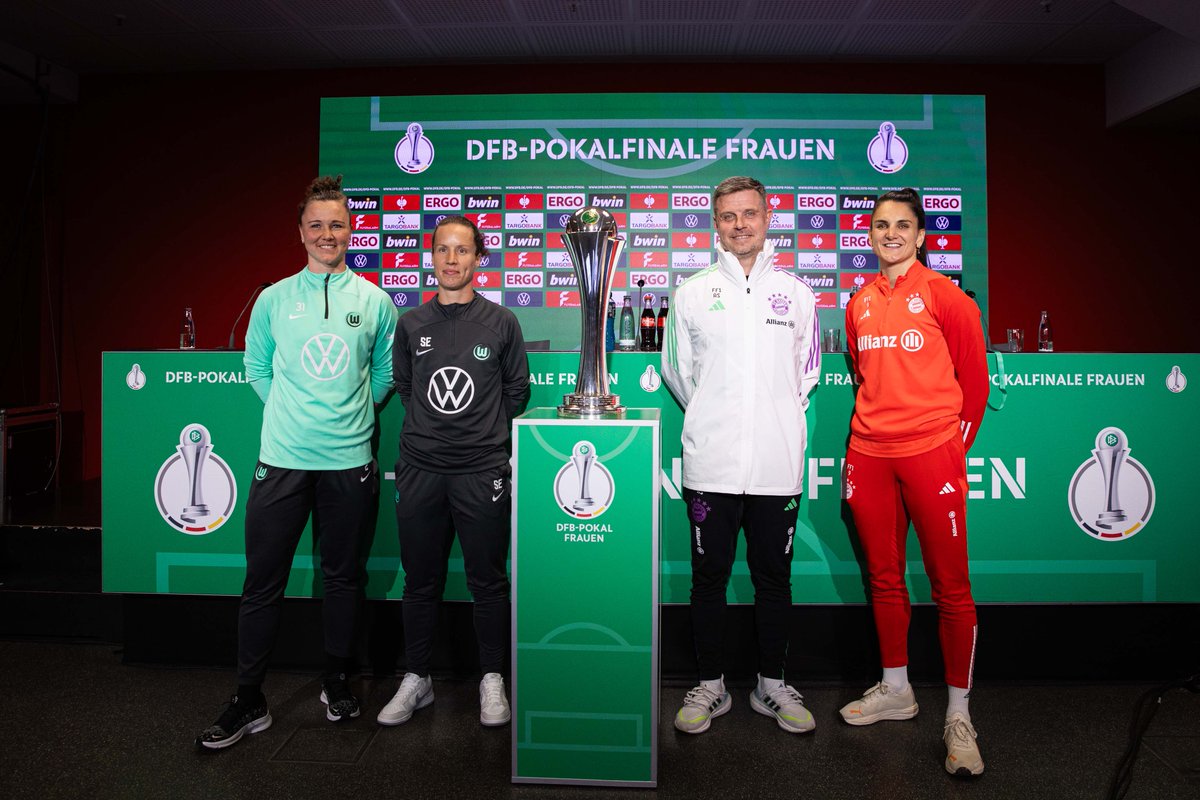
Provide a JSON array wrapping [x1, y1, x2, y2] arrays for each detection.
[[320, 673, 361, 722], [196, 695, 272, 750]]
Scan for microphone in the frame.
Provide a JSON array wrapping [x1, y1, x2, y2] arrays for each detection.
[[226, 282, 273, 349], [964, 287, 1008, 411], [964, 288, 994, 352]]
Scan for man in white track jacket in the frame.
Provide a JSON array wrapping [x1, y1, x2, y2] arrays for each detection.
[[661, 175, 821, 736]]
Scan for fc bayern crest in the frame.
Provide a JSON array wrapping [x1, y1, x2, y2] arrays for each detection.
[[1067, 427, 1155, 541], [867, 121, 908, 174], [153, 423, 237, 535], [395, 122, 435, 174], [553, 441, 615, 520]]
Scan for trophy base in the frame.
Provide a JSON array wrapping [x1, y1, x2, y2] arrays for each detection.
[[557, 393, 625, 418], [1096, 510, 1127, 530], [180, 504, 210, 524]]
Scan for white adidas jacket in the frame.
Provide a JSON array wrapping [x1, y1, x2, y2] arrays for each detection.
[[661, 241, 821, 496]]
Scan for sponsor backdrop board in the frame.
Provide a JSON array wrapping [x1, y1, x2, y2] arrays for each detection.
[[511, 409, 659, 786], [103, 352, 1198, 603], [318, 93, 986, 345]]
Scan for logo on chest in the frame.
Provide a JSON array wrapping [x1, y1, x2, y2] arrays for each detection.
[[428, 366, 475, 414], [301, 334, 350, 380]]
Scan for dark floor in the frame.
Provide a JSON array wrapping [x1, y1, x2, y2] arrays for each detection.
[[1, 639, 1197, 800], [2, 485, 1198, 799]]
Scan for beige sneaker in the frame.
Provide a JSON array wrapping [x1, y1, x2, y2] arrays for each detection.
[[944, 711, 985, 776], [376, 673, 433, 726], [839, 682, 919, 726], [479, 672, 511, 727]]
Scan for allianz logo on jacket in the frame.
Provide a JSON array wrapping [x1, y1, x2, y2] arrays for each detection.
[[856, 329, 925, 353]]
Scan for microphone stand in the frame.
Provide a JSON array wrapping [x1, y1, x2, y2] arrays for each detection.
[[225, 282, 272, 350]]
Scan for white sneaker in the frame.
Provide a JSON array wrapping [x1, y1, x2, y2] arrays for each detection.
[[839, 682, 919, 726], [750, 683, 816, 733], [376, 673, 433, 726], [674, 684, 731, 734], [479, 673, 510, 727], [944, 711, 985, 776]]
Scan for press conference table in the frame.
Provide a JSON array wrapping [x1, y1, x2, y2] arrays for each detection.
[[102, 350, 1198, 603]]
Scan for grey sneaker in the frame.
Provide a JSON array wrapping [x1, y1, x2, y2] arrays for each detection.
[[674, 683, 731, 734], [750, 682, 816, 733], [839, 682, 919, 726], [479, 672, 511, 727], [944, 711, 985, 776], [376, 673, 433, 726]]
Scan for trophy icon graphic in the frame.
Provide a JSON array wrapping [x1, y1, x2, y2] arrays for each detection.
[[570, 442, 597, 512], [879, 122, 896, 168], [178, 423, 212, 523], [558, 207, 626, 417], [868, 120, 908, 174], [1093, 427, 1128, 530], [153, 422, 238, 534], [1067, 425, 1156, 542], [394, 121, 434, 174], [552, 439, 615, 519], [405, 122, 424, 169]]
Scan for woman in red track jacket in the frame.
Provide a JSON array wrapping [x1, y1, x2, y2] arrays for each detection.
[[838, 188, 989, 778]]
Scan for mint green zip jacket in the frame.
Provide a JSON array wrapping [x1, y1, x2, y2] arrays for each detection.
[[244, 266, 397, 470]]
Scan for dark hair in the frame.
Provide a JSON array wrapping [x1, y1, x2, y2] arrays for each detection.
[[432, 215, 488, 257], [873, 187, 927, 265], [297, 174, 348, 223], [712, 176, 767, 213]]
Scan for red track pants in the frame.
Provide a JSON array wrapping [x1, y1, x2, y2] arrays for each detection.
[[845, 436, 977, 688]]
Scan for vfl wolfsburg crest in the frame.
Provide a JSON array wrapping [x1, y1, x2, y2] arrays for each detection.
[[346, 312, 362, 327], [153, 423, 237, 535], [473, 345, 491, 360]]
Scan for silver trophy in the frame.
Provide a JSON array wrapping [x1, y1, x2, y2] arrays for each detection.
[[558, 207, 626, 417], [570, 441, 597, 512], [1093, 427, 1129, 530], [178, 423, 211, 524]]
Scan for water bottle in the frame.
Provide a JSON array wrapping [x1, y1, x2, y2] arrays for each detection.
[[605, 294, 616, 352], [656, 296, 669, 351], [1037, 310, 1053, 352], [618, 296, 636, 351], [180, 307, 196, 350], [639, 293, 656, 351]]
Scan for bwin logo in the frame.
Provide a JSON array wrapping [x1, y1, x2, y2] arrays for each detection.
[[428, 366, 475, 414], [301, 333, 351, 381]]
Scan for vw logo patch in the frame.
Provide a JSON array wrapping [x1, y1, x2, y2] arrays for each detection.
[[301, 333, 351, 381], [428, 366, 475, 414]]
